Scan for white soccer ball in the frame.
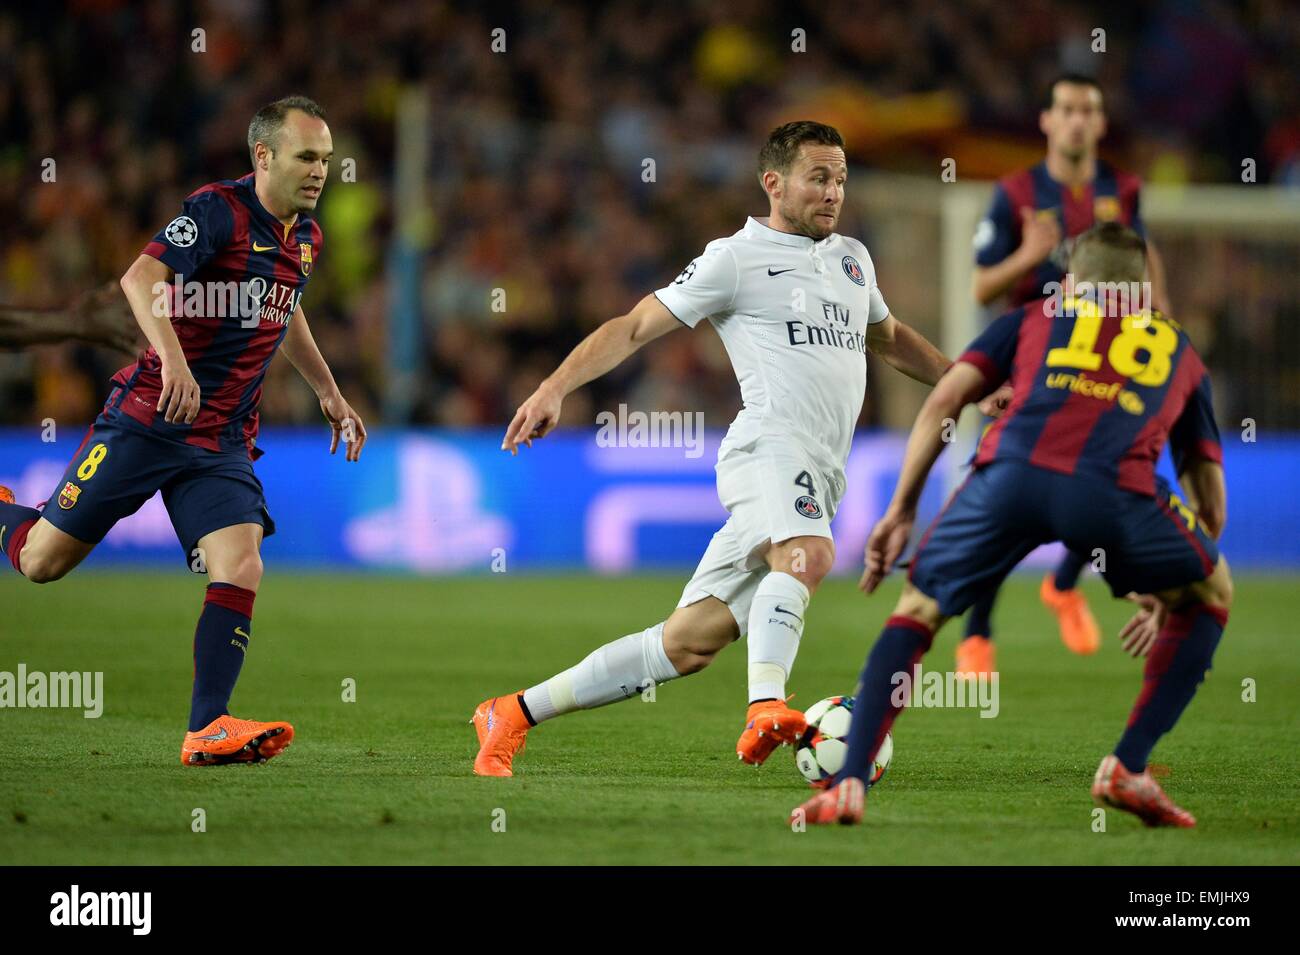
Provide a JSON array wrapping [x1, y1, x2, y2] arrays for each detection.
[[794, 695, 892, 789]]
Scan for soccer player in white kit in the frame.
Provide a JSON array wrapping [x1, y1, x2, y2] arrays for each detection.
[[473, 122, 957, 776]]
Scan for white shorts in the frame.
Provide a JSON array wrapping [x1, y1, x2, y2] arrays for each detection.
[[677, 436, 842, 636]]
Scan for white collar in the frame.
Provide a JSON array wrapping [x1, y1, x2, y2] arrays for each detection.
[[744, 216, 834, 249]]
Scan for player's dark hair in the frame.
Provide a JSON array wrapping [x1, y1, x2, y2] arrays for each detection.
[[1043, 72, 1104, 110], [248, 95, 327, 166], [757, 121, 845, 180], [1069, 222, 1146, 285]]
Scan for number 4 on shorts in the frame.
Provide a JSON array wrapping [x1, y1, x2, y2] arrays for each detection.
[[795, 470, 816, 497]]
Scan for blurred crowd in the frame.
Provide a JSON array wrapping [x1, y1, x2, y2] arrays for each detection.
[[2, 0, 1299, 434]]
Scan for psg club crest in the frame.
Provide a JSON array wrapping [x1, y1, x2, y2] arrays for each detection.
[[795, 494, 822, 519], [58, 482, 81, 510], [299, 242, 313, 275], [842, 255, 865, 286]]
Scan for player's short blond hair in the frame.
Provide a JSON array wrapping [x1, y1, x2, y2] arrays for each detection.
[[1069, 222, 1146, 286]]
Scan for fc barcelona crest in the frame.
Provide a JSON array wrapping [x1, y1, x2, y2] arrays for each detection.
[[58, 481, 81, 510], [1094, 196, 1120, 222], [299, 242, 313, 275]]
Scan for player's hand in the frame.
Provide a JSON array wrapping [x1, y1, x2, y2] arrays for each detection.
[[1018, 207, 1062, 264], [1119, 592, 1166, 658], [977, 383, 1014, 419], [158, 361, 201, 424], [860, 507, 915, 594], [320, 391, 368, 462], [72, 280, 139, 354], [502, 382, 562, 455]]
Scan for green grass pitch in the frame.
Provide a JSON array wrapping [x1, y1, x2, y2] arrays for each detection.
[[1, 572, 1297, 865]]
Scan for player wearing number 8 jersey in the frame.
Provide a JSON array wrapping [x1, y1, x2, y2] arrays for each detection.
[[0, 96, 368, 766], [796, 223, 1231, 827], [472, 121, 963, 777]]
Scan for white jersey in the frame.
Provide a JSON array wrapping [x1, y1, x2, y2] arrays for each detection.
[[654, 216, 890, 496]]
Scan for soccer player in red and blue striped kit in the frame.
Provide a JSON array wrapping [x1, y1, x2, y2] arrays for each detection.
[[0, 96, 367, 766], [959, 74, 1171, 676], [795, 224, 1230, 828]]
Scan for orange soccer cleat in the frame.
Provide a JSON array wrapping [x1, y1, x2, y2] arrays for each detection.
[[737, 698, 807, 766], [0, 485, 14, 505], [1041, 574, 1101, 654], [955, 634, 996, 678], [1092, 755, 1196, 828], [471, 692, 531, 777], [791, 776, 866, 826], [181, 715, 294, 766]]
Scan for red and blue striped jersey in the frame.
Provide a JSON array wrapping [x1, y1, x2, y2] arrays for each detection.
[[107, 173, 321, 458], [974, 159, 1144, 306], [959, 295, 1221, 497]]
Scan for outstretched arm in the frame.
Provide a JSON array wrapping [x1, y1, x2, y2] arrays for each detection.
[[501, 293, 682, 454], [281, 304, 367, 461], [866, 314, 951, 386], [860, 362, 987, 593]]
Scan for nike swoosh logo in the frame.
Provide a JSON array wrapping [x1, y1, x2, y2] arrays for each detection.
[[194, 727, 228, 742], [774, 605, 803, 621], [767, 268, 796, 276], [234, 627, 251, 640], [252, 242, 275, 252], [0, 525, 6, 549]]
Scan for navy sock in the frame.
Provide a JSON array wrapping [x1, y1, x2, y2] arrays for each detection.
[[964, 589, 996, 640], [1114, 603, 1226, 773], [840, 615, 935, 782], [1053, 550, 1088, 592], [189, 583, 257, 732], [1, 502, 40, 576]]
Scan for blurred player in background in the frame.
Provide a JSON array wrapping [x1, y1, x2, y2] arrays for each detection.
[[0, 96, 367, 766], [796, 224, 1228, 827], [474, 121, 990, 777], [0, 281, 138, 353], [958, 73, 1171, 676]]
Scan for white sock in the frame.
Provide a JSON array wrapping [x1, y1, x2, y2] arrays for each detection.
[[746, 571, 810, 703], [522, 622, 681, 723]]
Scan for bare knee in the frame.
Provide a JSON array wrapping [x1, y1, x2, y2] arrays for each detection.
[[894, 583, 946, 632], [664, 600, 738, 674], [769, 537, 835, 593], [18, 539, 80, 584], [211, 552, 263, 592], [1181, 557, 1233, 612], [20, 547, 73, 584], [18, 521, 91, 584]]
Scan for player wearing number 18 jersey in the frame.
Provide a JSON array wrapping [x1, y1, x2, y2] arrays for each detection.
[[472, 121, 957, 776], [797, 224, 1231, 828], [961, 73, 1171, 673], [0, 96, 368, 766]]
